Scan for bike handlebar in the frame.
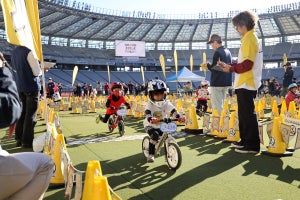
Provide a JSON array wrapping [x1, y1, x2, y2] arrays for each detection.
[[150, 118, 179, 124]]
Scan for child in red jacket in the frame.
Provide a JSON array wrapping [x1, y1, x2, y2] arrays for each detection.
[[96, 82, 130, 123], [285, 83, 300, 109]]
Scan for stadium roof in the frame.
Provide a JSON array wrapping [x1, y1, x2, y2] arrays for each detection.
[[0, 0, 299, 44]]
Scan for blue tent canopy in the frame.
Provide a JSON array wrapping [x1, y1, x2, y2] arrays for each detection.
[[166, 67, 205, 82]]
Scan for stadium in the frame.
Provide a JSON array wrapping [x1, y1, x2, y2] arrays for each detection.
[[1, 1, 300, 200], [1, 0, 300, 92]]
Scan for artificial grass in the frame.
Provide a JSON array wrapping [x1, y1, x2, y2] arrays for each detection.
[[1, 109, 300, 200]]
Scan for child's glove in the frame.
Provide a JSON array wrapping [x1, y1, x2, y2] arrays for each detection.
[[178, 116, 186, 123], [148, 117, 158, 124]]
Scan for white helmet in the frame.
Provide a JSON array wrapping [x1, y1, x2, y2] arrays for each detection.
[[147, 79, 168, 108], [201, 80, 209, 86]]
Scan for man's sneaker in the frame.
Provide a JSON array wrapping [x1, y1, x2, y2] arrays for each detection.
[[147, 155, 155, 162], [235, 147, 259, 154], [231, 141, 244, 149]]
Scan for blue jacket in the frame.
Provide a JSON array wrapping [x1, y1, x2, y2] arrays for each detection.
[[11, 46, 41, 92], [207, 46, 232, 87]]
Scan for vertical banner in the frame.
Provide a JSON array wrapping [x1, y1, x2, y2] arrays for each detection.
[[72, 66, 78, 87], [1, 0, 42, 61], [159, 54, 166, 79], [202, 52, 207, 77], [141, 66, 145, 84], [283, 53, 287, 66], [107, 65, 110, 84], [190, 54, 193, 72], [174, 50, 178, 79]]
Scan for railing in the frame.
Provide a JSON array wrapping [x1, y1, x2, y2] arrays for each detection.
[[46, 0, 300, 20]]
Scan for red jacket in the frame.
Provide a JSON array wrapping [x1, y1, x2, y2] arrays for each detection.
[[105, 95, 128, 114]]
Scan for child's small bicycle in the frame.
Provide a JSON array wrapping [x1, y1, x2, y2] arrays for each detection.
[[142, 118, 183, 170], [108, 107, 128, 136]]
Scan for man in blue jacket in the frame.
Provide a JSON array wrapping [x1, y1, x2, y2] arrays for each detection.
[[205, 34, 232, 115]]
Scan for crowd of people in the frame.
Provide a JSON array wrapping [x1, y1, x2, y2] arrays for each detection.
[[71, 80, 149, 98]]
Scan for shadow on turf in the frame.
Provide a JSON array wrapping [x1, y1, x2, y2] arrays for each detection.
[[44, 134, 300, 199], [107, 135, 300, 199]]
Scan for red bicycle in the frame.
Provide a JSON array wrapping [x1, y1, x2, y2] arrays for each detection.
[[107, 108, 128, 136]]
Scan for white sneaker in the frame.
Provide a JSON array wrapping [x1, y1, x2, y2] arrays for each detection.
[[147, 155, 155, 162]]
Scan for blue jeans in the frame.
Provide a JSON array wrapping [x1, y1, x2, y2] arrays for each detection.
[[15, 91, 39, 146]]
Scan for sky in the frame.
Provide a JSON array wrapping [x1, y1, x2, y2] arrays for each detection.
[[83, 0, 298, 14]]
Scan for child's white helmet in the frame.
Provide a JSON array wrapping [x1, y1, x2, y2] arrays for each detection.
[[201, 80, 209, 86], [147, 79, 168, 108]]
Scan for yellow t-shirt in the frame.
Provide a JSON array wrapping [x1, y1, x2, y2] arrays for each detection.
[[234, 29, 263, 90]]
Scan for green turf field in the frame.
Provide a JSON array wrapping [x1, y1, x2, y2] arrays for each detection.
[[1, 109, 300, 200]]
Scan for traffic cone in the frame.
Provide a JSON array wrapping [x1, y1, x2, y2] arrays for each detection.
[[287, 101, 296, 118], [207, 110, 219, 136], [216, 110, 229, 139], [89, 100, 97, 113], [271, 100, 279, 119], [184, 106, 203, 134], [223, 99, 230, 115], [261, 117, 293, 157], [71, 102, 79, 114], [223, 111, 240, 143], [82, 160, 104, 200], [50, 133, 67, 186], [258, 100, 265, 119], [280, 100, 287, 117], [176, 99, 183, 113], [93, 176, 112, 200]]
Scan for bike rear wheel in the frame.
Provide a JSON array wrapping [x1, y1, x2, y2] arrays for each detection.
[[118, 120, 125, 136], [166, 143, 182, 170], [108, 118, 114, 132], [142, 136, 150, 158]]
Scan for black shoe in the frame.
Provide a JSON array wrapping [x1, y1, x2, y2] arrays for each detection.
[[16, 141, 22, 147], [231, 141, 244, 149], [235, 147, 259, 154]]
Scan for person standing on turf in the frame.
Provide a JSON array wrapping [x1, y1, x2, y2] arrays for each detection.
[[218, 10, 263, 154]]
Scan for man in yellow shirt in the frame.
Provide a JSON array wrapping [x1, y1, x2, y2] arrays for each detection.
[[219, 10, 263, 154]]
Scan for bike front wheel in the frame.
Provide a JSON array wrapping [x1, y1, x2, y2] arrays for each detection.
[[142, 136, 150, 158], [166, 143, 182, 170], [118, 120, 125, 136], [108, 118, 114, 132]]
